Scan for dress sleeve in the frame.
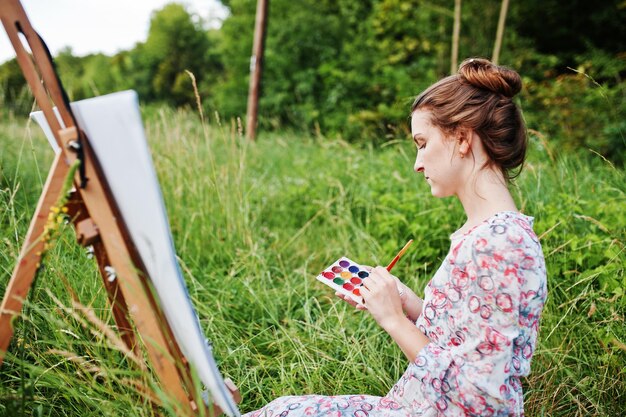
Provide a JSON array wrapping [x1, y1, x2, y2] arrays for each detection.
[[412, 227, 526, 415]]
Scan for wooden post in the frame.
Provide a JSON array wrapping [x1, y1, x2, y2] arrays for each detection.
[[492, 0, 510, 65], [245, 0, 268, 141], [450, 0, 461, 74]]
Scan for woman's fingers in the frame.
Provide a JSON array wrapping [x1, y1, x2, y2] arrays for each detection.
[[359, 266, 405, 329], [368, 266, 404, 294], [335, 291, 362, 309], [365, 266, 392, 287], [336, 265, 402, 312], [360, 285, 370, 296], [335, 291, 353, 304]]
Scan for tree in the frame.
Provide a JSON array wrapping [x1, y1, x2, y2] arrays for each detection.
[[509, 0, 626, 70], [141, 3, 211, 105], [0, 58, 29, 114], [491, 0, 509, 65], [214, 0, 454, 138], [451, 0, 461, 73]]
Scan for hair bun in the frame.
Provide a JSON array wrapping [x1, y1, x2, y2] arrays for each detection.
[[458, 58, 522, 98]]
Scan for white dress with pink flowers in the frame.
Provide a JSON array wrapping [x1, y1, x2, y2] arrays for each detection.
[[243, 211, 547, 417]]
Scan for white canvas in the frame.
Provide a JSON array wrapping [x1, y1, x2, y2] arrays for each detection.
[[31, 91, 240, 417]]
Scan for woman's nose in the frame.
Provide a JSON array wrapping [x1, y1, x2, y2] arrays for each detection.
[[414, 154, 424, 173]]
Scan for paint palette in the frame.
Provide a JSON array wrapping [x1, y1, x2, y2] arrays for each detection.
[[316, 257, 369, 305]]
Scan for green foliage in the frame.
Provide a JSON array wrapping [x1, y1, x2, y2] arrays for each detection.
[[1, 107, 625, 416], [54, 49, 120, 100], [509, 0, 626, 64], [215, 0, 452, 140], [142, 3, 212, 105], [0, 58, 32, 115], [0, 0, 624, 154], [523, 69, 626, 165]]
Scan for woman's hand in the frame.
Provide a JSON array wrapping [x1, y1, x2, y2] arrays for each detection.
[[334, 265, 423, 322], [397, 284, 424, 322], [336, 265, 430, 361], [334, 291, 367, 310], [360, 266, 406, 331]]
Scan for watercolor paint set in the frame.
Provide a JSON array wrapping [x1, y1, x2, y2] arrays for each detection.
[[316, 257, 369, 305]]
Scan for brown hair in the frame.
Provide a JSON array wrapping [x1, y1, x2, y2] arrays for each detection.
[[411, 58, 527, 181]]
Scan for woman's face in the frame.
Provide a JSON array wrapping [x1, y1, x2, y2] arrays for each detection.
[[411, 109, 465, 198]]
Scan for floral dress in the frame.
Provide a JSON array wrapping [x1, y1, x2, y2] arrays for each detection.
[[243, 211, 547, 417]]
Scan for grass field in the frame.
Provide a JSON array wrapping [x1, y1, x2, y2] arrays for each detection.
[[0, 106, 625, 416]]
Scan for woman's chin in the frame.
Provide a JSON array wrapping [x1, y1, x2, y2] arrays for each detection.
[[429, 187, 452, 198]]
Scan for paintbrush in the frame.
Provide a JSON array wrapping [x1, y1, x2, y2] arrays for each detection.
[[386, 239, 413, 272]]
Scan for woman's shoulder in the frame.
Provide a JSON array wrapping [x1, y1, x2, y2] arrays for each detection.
[[447, 211, 547, 288], [450, 211, 543, 259]]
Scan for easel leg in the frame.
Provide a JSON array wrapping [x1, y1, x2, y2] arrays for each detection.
[[65, 195, 138, 356], [93, 241, 138, 354], [0, 153, 67, 364]]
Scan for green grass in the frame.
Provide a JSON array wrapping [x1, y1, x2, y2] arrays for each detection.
[[0, 106, 625, 416]]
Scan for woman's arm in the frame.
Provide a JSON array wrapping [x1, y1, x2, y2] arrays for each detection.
[[360, 266, 430, 361], [381, 313, 431, 362]]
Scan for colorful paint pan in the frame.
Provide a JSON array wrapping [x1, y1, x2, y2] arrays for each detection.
[[316, 256, 367, 305]]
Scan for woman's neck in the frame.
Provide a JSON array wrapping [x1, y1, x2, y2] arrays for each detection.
[[456, 168, 518, 233]]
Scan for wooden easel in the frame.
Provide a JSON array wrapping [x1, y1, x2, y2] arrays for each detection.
[[0, 1, 240, 415]]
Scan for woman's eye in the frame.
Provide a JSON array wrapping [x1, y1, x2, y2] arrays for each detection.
[[413, 136, 426, 150]]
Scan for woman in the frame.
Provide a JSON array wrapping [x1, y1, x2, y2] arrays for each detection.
[[243, 58, 547, 417]]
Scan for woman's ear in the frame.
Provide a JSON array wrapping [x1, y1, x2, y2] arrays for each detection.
[[457, 129, 473, 157]]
